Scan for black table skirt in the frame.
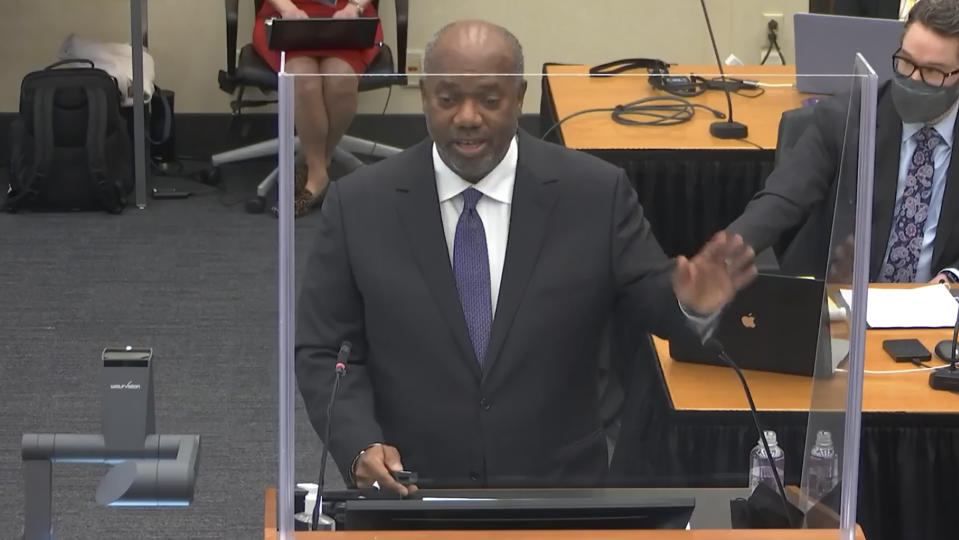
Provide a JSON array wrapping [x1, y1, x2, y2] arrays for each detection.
[[600, 150, 773, 257], [540, 72, 774, 257], [608, 342, 959, 540]]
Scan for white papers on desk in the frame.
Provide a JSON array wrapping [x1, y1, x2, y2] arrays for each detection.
[[839, 285, 959, 328]]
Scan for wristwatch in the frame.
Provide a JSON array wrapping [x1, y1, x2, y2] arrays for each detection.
[[350, 442, 382, 484]]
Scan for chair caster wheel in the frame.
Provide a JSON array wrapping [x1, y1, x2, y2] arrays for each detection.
[[196, 167, 222, 186], [246, 196, 266, 214]]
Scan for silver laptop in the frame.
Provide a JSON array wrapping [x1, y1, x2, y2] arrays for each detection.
[[794, 13, 904, 94]]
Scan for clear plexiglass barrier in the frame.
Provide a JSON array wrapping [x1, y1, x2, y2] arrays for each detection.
[[275, 57, 875, 540]]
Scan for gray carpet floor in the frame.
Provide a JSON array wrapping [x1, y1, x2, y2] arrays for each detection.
[[0, 161, 345, 539]]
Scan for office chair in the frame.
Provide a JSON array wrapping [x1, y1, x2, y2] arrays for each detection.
[[213, 0, 408, 213]]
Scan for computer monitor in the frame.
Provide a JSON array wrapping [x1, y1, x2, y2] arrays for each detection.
[[794, 13, 903, 94], [337, 489, 694, 531]]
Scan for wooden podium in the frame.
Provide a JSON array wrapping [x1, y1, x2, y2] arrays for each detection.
[[263, 488, 864, 539]]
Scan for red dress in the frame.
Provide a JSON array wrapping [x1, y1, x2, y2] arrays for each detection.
[[252, 0, 385, 74]]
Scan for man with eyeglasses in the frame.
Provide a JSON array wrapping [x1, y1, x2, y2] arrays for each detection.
[[728, 0, 959, 284]]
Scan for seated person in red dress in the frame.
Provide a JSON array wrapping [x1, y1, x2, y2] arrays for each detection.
[[253, 0, 384, 216]]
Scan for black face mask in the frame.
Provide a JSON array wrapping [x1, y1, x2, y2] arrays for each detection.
[[890, 73, 959, 124]]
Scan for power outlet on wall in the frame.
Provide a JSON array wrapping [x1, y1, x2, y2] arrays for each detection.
[[406, 49, 424, 87], [763, 11, 784, 35], [760, 11, 785, 64]]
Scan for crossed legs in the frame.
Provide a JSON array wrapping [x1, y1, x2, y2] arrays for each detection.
[[283, 56, 360, 213]]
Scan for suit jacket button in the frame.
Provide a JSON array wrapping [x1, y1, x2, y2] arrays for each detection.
[[469, 472, 480, 481], [480, 397, 491, 411]]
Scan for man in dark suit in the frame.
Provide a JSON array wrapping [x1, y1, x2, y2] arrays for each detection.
[[729, 0, 959, 284], [295, 20, 756, 495]]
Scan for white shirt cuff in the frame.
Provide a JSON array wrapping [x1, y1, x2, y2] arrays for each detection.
[[941, 268, 959, 282], [677, 300, 721, 339]]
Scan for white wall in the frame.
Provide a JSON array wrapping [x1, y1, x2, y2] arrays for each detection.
[[0, 0, 807, 114]]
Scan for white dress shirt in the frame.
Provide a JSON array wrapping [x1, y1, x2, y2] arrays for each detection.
[[433, 136, 716, 329], [885, 99, 959, 282], [434, 137, 517, 315]]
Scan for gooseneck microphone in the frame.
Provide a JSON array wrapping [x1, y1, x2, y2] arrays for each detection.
[[311, 341, 352, 530], [705, 338, 794, 527], [930, 295, 959, 391], [699, 0, 749, 139]]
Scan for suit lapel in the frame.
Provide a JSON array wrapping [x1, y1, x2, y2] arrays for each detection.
[[395, 140, 481, 380], [931, 110, 959, 271], [483, 134, 559, 380], [870, 89, 904, 277]]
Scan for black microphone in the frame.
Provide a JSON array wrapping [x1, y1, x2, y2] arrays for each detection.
[[699, 0, 749, 139], [704, 338, 796, 527], [930, 294, 959, 391], [311, 341, 351, 530]]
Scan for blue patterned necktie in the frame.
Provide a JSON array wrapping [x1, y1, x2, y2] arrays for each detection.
[[453, 188, 492, 366], [878, 126, 944, 283]]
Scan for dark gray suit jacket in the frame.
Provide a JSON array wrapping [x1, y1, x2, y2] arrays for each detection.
[[728, 83, 959, 279], [295, 130, 692, 488]]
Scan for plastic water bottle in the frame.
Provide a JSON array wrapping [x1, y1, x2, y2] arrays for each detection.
[[807, 430, 840, 501], [749, 430, 785, 493]]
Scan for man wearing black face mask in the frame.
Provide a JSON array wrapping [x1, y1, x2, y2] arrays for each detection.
[[729, 0, 959, 284]]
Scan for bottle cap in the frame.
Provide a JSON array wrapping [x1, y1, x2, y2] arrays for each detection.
[[758, 430, 778, 447], [815, 430, 833, 447]]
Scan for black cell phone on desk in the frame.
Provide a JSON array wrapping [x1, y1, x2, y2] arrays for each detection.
[[882, 339, 931, 364]]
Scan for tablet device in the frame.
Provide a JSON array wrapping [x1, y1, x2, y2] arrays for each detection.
[[266, 17, 379, 51]]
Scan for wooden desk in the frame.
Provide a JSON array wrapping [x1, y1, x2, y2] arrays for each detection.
[[619, 293, 959, 540], [263, 488, 864, 540], [540, 64, 812, 257], [653, 327, 959, 413], [543, 64, 808, 151]]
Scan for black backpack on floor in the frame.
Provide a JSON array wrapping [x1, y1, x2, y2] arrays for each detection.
[[3, 59, 131, 213]]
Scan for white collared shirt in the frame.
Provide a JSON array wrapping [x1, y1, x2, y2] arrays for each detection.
[[889, 99, 959, 282], [432, 135, 716, 330], [434, 137, 518, 315]]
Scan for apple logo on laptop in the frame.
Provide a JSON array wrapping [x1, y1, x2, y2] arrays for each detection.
[[741, 313, 757, 329]]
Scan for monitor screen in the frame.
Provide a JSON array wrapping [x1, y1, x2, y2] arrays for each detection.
[[338, 489, 694, 531]]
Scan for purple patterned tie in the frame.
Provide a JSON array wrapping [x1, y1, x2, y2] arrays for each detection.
[[453, 188, 492, 366], [878, 126, 944, 283]]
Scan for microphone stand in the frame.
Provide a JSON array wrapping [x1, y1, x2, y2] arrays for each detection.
[[706, 339, 797, 528], [930, 293, 959, 390], [312, 342, 351, 530], [699, 0, 749, 139]]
